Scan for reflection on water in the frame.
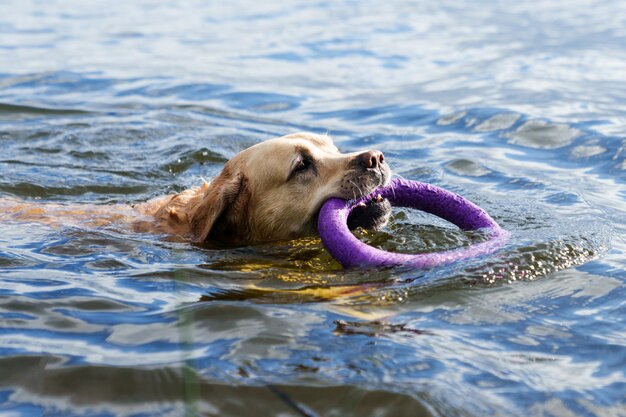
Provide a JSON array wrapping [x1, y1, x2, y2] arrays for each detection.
[[1, 0, 625, 416]]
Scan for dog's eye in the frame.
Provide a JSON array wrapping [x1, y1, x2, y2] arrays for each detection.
[[288, 155, 316, 181], [294, 157, 312, 173]]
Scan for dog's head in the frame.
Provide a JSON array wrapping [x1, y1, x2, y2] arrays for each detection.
[[189, 132, 392, 244]]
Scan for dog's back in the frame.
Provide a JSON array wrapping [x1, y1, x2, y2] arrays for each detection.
[[0, 197, 138, 229]]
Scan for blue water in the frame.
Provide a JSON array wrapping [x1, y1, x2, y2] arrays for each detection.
[[1, 1, 625, 416]]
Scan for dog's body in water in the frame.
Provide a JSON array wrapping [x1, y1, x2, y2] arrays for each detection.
[[0, 132, 392, 245]]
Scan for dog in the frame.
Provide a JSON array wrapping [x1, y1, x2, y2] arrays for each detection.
[[0, 132, 392, 245]]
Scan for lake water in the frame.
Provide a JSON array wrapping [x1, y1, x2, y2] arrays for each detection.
[[1, 1, 625, 416]]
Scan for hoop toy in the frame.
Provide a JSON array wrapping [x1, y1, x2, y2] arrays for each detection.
[[318, 178, 508, 269]]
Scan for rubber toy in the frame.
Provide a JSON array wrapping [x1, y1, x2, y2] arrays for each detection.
[[318, 178, 508, 269]]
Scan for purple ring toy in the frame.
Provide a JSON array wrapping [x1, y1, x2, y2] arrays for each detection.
[[318, 178, 509, 269]]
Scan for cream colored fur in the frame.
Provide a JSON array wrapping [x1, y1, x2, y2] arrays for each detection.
[[1, 132, 390, 245]]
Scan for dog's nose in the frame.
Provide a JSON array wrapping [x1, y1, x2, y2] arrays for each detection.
[[358, 150, 385, 169]]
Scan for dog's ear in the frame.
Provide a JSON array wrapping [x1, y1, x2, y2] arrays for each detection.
[[188, 168, 250, 243]]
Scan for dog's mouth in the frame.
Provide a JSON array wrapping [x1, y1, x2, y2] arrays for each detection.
[[347, 193, 392, 231]]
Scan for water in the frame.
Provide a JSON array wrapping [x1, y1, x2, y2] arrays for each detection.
[[1, 1, 625, 416]]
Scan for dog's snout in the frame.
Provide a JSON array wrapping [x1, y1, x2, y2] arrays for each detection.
[[358, 150, 385, 169]]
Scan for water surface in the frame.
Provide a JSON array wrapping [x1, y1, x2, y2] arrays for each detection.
[[1, 1, 625, 416]]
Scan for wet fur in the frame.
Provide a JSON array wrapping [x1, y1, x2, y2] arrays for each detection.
[[0, 132, 391, 245]]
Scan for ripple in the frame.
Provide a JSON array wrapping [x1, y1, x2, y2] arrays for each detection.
[[444, 158, 493, 177], [505, 120, 581, 149], [0, 102, 91, 120], [116, 82, 230, 100], [570, 143, 607, 159], [160, 148, 228, 174], [436, 111, 466, 126], [217, 91, 301, 113], [0, 356, 434, 417], [0, 182, 149, 198], [474, 113, 520, 132]]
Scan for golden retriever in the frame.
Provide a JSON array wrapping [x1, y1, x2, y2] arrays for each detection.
[[0, 132, 392, 244]]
